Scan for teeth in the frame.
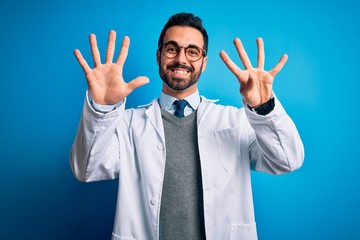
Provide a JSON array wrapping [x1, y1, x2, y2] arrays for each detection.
[[174, 69, 188, 74]]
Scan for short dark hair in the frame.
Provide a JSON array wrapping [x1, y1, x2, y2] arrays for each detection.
[[158, 12, 208, 53]]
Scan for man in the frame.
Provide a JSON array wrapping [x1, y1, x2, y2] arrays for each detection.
[[70, 12, 304, 240]]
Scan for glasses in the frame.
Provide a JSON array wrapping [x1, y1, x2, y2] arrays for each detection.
[[159, 41, 206, 62]]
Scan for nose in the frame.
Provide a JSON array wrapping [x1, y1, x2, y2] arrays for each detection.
[[174, 47, 188, 64]]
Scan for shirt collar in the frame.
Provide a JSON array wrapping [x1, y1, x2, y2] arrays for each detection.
[[159, 90, 201, 111]]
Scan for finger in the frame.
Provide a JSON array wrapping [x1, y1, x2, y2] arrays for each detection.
[[269, 54, 288, 77], [219, 50, 247, 85], [219, 50, 241, 74], [74, 49, 91, 74], [89, 33, 101, 67], [105, 30, 116, 63], [127, 76, 150, 91], [257, 37, 265, 69], [116, 36, 130, 66], [234, 38, 252, 69]]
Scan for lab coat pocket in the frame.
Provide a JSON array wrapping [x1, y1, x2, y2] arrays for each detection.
[[230, 222, 258, 240], [214, 128, 240, 172], [112, 232, 136, 240]]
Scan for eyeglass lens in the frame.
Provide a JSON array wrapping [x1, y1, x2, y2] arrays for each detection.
[[163, 42, 203, 61]]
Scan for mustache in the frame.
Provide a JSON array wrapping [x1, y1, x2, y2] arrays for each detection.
[[166, 63, 193, 72]]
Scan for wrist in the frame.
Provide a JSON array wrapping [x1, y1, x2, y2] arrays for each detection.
[[247, 97, 275, 116], [87, 91, 124, 113]]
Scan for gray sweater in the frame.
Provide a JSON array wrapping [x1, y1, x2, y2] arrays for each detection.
[[159, 110, 206, 240]]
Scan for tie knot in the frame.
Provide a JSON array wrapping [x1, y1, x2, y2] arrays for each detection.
[[174, 100, 188, 111], [173, 100, 188, 118]]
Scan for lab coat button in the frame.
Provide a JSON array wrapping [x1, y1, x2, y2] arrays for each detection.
[[150, 198, 157, 205], [157, 144, 164, 150]]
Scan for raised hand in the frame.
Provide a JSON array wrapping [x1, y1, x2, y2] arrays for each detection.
[[74, 30, 149, 105], [220, 38, 287, 108]]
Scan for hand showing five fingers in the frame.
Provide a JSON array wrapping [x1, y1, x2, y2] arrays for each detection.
[[220, 38, 288, 108], [74, 30, 149, 105]]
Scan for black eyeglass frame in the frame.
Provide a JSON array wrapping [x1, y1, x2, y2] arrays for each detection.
[[158, 41, 207, 62]]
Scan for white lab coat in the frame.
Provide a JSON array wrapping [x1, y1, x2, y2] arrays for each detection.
[[70, 93, 304, 240]]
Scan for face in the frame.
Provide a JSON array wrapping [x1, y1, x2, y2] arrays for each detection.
[[157, 26, 208, 98]]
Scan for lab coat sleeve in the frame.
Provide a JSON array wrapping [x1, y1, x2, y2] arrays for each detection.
[[70, 91, 125, 182], [245, 96, 304, 175]]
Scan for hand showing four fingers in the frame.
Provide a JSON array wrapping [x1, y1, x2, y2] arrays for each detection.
[[74, 30, 149, 105], [220, 38, 287, 108]]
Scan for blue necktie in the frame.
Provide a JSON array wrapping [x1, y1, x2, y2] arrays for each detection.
[[173, 100, 188, 118]]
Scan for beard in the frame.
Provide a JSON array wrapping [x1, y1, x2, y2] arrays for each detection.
[[159, 61, 203, 91]]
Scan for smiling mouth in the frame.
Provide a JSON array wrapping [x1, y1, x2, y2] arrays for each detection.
[[171, 68, 190, 75]]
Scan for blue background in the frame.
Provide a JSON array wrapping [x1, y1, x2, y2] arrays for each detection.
[[1, 0, 359, 239]]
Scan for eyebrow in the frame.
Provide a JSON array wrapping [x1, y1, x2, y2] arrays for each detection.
[[166, 40, 201, 49]]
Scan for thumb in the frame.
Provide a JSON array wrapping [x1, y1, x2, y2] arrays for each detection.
[[127, 76, 150, 91]]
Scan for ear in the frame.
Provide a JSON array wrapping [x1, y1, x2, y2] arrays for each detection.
[[201, 56, 208, 73], [156, 50, 161, 66]]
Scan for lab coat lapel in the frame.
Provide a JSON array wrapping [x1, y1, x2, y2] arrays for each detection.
[[144, 99, 165, 141], [197, 96, 219, 127]]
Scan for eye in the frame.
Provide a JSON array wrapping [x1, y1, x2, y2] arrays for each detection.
[[165, 44, 179, 54], [186, 47, 201, 57]]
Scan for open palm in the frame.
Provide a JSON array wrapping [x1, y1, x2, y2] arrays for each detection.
[[74, 30, 149, 105], [220, 38, 287, 108]]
